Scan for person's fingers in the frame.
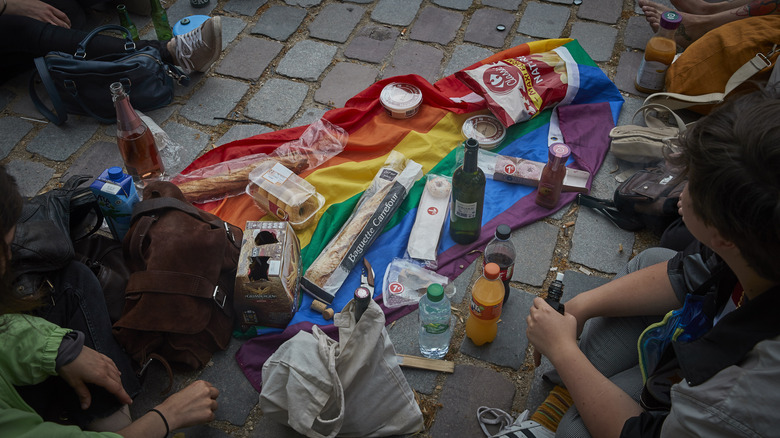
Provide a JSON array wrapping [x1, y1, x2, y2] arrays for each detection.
[[72, 381, 92, 410]]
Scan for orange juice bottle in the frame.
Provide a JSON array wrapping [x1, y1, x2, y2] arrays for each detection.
[[635, 11, 682, 94], [466, 263, 505, 345]]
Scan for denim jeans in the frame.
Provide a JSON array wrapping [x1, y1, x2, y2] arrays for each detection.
[[15, 261, 140, 428]]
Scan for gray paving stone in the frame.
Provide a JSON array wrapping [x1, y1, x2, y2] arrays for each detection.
[[128, 362, 193, 421], [547, 0, 573, 5], [410, 6, 463, 45], [251, 5, 306, 41], [344, 25, 399, 64], [344, 0, 372, 3], [180, 77, 249, 126], [512, 34, 538, 47], [576, 0, 622, 24], [174, 73, 203, 98], [624, 16, 654, 50], [216, 37, 283, 80], [291, 107, 329, 128], [221, 16, 248, 51], [217, 124, 273, 146], [224, 0, 267, 16], [166, 0, 217, 24], [464, 7, 515, 48], [386, 308, 441, 394], [0, 88, 14, 111], [371, 0, 423, 26], [442, 44, 495, 78], [431, 364, 516, 438], [432, 0, 473, 10], [570, 207, 635, 274], [245, 78, 308, 126], [0, 118, 33, 160], [284, 0, 322, 6], [12, 87, 50, 119], [561, 269, 611, 298], [634, 0, 673, 15], [199, 339, 257, 426], [158, 121, 211, 175], [315, 62, 379, 108], [251, 416, 306, 437], [26, 119, 99, 161], [309, 3, 365, 43], [511, 220, 559, 287], [382, 41, 444, 84], [277, 40, 337, 81], [63, 141, 124, 181], [174, 425, 232, 438], [460, 288, 534, 369], [617, 95, 646, 127], [615, 50, 647, 97], [450, 257, 478, 305], [516, 2, 570, 39], [570, 21, 618, 62], [5, 160, 54, 197], [589, 151, 621, 200], [483, 0, 523, 9]]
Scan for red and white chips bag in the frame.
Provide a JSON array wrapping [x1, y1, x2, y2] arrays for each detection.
[[456, 47, 579, 127]]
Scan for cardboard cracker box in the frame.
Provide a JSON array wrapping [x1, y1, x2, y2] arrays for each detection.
[[234, 221, 301, 329]]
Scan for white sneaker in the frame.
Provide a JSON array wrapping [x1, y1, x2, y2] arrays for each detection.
[[171, 16, 222, 74]]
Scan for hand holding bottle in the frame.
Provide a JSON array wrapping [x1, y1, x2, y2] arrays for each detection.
[[527, 297, 578, 367]]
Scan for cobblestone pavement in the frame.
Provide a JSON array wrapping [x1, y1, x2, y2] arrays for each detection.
[[1, 0, 678, 436]]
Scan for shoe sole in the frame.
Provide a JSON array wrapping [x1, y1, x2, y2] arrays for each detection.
[[198, 15, 222, 73]]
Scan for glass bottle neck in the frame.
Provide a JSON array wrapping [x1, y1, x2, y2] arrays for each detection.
[[113, 94, 143, 132], [463, 147, 478, 173]]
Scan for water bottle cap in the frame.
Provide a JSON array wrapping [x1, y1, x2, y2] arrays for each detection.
[[484, 262, 500, 279], [659, 11, 682, 29], [427, 283, 444, 302], [495, 224, 511, 240], [107, 166, 124, 181]]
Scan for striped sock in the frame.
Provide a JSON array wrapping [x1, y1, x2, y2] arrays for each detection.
[[530, 386, 573, 432]]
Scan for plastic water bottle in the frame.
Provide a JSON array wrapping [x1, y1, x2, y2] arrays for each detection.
[[419, 283, 452, 359]]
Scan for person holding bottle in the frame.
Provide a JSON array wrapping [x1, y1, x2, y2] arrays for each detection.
[[0, 164, 221, 437], [525, 88, 780, 437], [0, 0, 223, 84]]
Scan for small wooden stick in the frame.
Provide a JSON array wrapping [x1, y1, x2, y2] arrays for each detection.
[[397, 354, 455, 373]]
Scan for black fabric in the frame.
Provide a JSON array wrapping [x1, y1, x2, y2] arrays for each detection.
[[658, 217, 695, 252], [620, 411, 666, 438]]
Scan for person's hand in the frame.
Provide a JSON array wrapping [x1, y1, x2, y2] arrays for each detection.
[[526, 297, 578, 367], [58, 346, 132, 409], [155, 380, 219, 430], [677, 190, 683, 217], [5, 0, 71, 28]]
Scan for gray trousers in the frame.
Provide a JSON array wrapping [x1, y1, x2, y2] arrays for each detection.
[[553, 247, 677, 438]]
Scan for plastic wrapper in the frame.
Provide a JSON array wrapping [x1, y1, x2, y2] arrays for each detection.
[[246, 161, 326, 230], [301, 151, 424, 304], [406, 174, 452, 268], [382, 258, 455, 308], [455, 47, 579, 127], [171, 119, 347, 203]]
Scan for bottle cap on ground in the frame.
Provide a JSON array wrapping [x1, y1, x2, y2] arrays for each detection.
[[427, 283, 444, 302], [556, 272, 564, 282], [660, 11, 682, 30]]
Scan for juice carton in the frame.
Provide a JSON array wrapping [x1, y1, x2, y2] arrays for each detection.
[[90, 167, 139, 241]]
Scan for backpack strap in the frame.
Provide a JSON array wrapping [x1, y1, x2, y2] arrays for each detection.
[[126, 270, 228, 310], [131, 196, 232, 236], [577, 193, 645, 231]]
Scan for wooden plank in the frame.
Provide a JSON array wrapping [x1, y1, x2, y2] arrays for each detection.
[[397, 354, 455, 373]]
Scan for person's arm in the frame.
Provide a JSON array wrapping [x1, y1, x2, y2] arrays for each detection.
[[527, 298, 645, 438], [4, 0, 71, 28], [565, 261, 682, 335]]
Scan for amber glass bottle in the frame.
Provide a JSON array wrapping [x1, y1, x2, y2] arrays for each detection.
[[111, 82, 164, 186], [535, 143, 571, 209], [635, 11, 682, 94]]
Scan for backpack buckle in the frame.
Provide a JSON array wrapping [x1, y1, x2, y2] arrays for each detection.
[[213, 285, 226, 309]]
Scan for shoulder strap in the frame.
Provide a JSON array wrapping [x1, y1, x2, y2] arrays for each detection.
[[131, 196, 225, 230], [577, 193, 645, 231], [30, 57, 69, 125], [645, 52, 774, 111]]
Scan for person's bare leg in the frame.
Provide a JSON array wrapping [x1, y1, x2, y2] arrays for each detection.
[[669, 0, 750, 15], [638, 0, 778, 47]]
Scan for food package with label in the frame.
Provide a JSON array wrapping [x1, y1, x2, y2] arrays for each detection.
[[301, 151, 424, 305], [246, 161, 326, 231], [476, 148, 590, 192], [406, 174, 452, 268], [234, 221, 302, 330], [382, 258, 456, 308]]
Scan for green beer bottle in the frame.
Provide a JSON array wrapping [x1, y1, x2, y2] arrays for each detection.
[[449, 138, 485, 244], [149, 0, 173, 41], [116, 4, 140, 42]]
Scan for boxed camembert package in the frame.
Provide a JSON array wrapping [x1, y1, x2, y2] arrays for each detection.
[[234, 221, 301, 329]]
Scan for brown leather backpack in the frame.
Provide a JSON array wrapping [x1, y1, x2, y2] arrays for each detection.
[[113, 181, 241, 373]]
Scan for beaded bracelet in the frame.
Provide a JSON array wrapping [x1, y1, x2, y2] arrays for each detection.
[[0, 0, 8, 16], [149, 408, 170, 437]]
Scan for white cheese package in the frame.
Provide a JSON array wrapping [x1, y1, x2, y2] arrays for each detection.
[[406, 174, 452, 268], [455, 47, 579, 127], [301, 151, 424, 304], [382, 258, 456, 308]]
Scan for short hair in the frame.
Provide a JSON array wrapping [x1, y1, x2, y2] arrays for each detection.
[[672, 87, 780, 282]]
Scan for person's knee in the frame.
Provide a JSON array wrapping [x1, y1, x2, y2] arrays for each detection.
[[618, 247, 677, 278]]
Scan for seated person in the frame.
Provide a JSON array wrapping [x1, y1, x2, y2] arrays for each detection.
[[0, 164, 220, 437], [526, 86, 780, 437], [0, 0, 222, 83]]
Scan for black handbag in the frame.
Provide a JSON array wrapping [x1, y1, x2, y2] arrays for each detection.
[[29, 24, 189, 126]]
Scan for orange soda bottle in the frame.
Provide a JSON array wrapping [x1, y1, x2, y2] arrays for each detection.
[[466, 263, 505, 345]]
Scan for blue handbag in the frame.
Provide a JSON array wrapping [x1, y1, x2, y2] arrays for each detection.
[[29, 24, 189, 125]]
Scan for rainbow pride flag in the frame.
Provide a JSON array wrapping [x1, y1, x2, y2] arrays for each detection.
[[184, 39, 623, 387]]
